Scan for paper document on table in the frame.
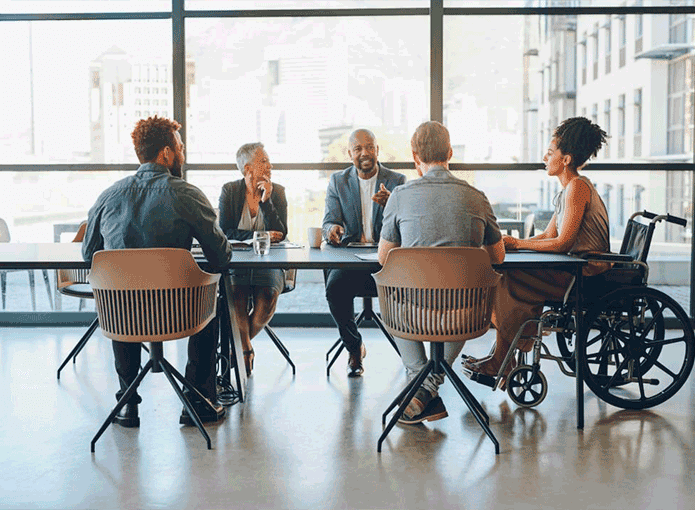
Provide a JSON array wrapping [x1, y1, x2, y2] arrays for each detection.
[[271, 240, 303, 249], [354, 252, 379, 261], [347, 242, 378, 248]]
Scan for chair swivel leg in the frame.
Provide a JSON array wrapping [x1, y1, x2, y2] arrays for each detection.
[[326, 308, 367, 374], [157, 357, 212, 450], [369, 312, 401, 357], [91, 358, 153, 452], [439, 356, 499, 454], [378, 359, 435, 453], [56, 317, 99, 379], [264, 325, 296, 375], [326, 338, 342, 361]]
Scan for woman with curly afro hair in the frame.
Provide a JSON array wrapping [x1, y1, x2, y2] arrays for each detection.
[[464, 117, 610, 388]]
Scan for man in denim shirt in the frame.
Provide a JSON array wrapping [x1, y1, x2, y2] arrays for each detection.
[[83, 116, 232, 427]]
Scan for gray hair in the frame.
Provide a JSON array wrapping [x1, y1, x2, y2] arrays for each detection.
[[410, 121, 451, 164], [236, 142, 264, 175], [348, 128, 377, 147]]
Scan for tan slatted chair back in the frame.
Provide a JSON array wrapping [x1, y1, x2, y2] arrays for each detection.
[[373, 247, 501, 342], [88, 248, 220, 342], [57, 221, 91, 298]]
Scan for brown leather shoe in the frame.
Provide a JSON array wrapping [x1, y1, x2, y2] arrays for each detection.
[[347, 343, 366, 377]]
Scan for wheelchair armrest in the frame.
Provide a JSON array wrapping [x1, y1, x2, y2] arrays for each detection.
[[582, 253, 634, 263]]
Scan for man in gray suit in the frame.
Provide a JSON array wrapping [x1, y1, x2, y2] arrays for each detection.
[[322, 128, 406, 376]]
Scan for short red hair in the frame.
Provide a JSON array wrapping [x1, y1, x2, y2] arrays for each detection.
[[131, 116, 181, 163]]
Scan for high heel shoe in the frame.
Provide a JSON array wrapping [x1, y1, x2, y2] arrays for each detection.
[[243, 348, 255, 377]]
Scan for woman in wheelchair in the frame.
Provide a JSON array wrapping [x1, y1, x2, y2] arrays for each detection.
[[464, 117, 609, 388]]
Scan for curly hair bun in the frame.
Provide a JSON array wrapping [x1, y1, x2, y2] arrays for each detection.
[[553, 116, 608, 170]]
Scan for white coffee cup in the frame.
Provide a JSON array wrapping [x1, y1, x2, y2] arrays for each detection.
[[253, 231, 271, 255], [307, 227, 323, 248]]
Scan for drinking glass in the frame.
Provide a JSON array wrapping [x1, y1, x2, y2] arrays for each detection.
[[253, 231, 271, 255]]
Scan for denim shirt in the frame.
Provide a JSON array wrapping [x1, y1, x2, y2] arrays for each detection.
[[82, 162, 232, 270]]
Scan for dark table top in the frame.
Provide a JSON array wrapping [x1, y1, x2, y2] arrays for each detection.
[[0, 243, 587, 271]]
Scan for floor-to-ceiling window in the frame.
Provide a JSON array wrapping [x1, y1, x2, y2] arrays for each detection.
[[1, 0, 694, 323]]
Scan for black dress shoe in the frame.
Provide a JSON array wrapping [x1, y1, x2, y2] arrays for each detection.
[[347, 343, 367, 377], [179, 400, 226, 426], [113, 403, 140, 428]]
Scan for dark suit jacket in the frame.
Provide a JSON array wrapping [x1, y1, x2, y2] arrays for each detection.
[[322, 164, 406, 245], [218, 179, 287, 241]]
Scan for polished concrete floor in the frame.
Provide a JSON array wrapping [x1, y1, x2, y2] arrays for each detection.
[[1, 326, 695, 510]]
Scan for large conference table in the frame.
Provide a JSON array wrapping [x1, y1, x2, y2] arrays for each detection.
[[0, 242, 588, 428]]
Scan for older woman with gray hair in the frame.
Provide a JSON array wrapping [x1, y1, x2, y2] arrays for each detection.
[[218, 142, 288, 376]]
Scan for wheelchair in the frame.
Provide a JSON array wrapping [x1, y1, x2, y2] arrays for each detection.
[[464, 210, 695, 411]]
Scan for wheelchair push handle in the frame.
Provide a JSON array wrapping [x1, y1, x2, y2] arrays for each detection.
[[634, 210, 687, 227]]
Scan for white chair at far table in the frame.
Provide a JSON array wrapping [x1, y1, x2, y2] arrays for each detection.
[[89, 248, 220, 452], [374, 247, 502, 454], [0, 217, 53, 311]]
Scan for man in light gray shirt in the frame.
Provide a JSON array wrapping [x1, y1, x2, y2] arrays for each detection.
[[378, 121, 505, 424]]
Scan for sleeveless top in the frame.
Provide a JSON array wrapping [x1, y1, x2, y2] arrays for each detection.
[[238, 201, 266, 231], [555, 175, 610, 275]]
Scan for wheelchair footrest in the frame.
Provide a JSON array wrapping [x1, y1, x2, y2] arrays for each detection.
[[462, 368, 497, 389]]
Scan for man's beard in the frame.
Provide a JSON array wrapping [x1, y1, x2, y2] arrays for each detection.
[[357, 158, 376, 172], [170, 156, 183, 178]]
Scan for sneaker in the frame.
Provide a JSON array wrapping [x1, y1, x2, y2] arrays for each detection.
[[398, 396, 449, 425]]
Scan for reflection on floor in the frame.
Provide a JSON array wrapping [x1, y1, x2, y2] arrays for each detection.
[[1, 326, 694, 509]]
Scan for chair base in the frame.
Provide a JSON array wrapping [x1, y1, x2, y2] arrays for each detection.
[[57, 317, 99, 379], [377, 342, 500, 455], [326, 297, 400, 376], [57, 319, 149, 379], [91, 342, 217, 452], [264, 325, 296, 375]]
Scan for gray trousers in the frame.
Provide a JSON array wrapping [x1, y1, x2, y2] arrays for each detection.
[[393, 336, 466, 396]]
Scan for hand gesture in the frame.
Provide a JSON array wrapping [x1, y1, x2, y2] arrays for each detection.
[[257, 179, 273, 203], [327, 225, 344, 246], [268, 230, 284, 243], [503, 235, 520, 250], [372, 183, 391, 207]]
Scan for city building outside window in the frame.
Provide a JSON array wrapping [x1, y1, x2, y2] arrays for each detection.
[[604, 99, 611, 158], [618, 93, 625, 158], [634, 1, 643, 54], [668, 58, 687, 155], [618, 14, 626, 67], [670, 13, 688, 44], [580, 36, 587, 85], [592, 24, 599, 80], [604, 15, 611, 75], [634, 88, 642, 157]]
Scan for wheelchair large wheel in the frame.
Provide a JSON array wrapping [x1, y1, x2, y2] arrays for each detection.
[[558, 295, 667, 375], [577, 287, 695, 410]]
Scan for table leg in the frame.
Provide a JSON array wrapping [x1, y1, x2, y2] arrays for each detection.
[[221, 274, 247, 403], [575, 264, 584, 429]]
